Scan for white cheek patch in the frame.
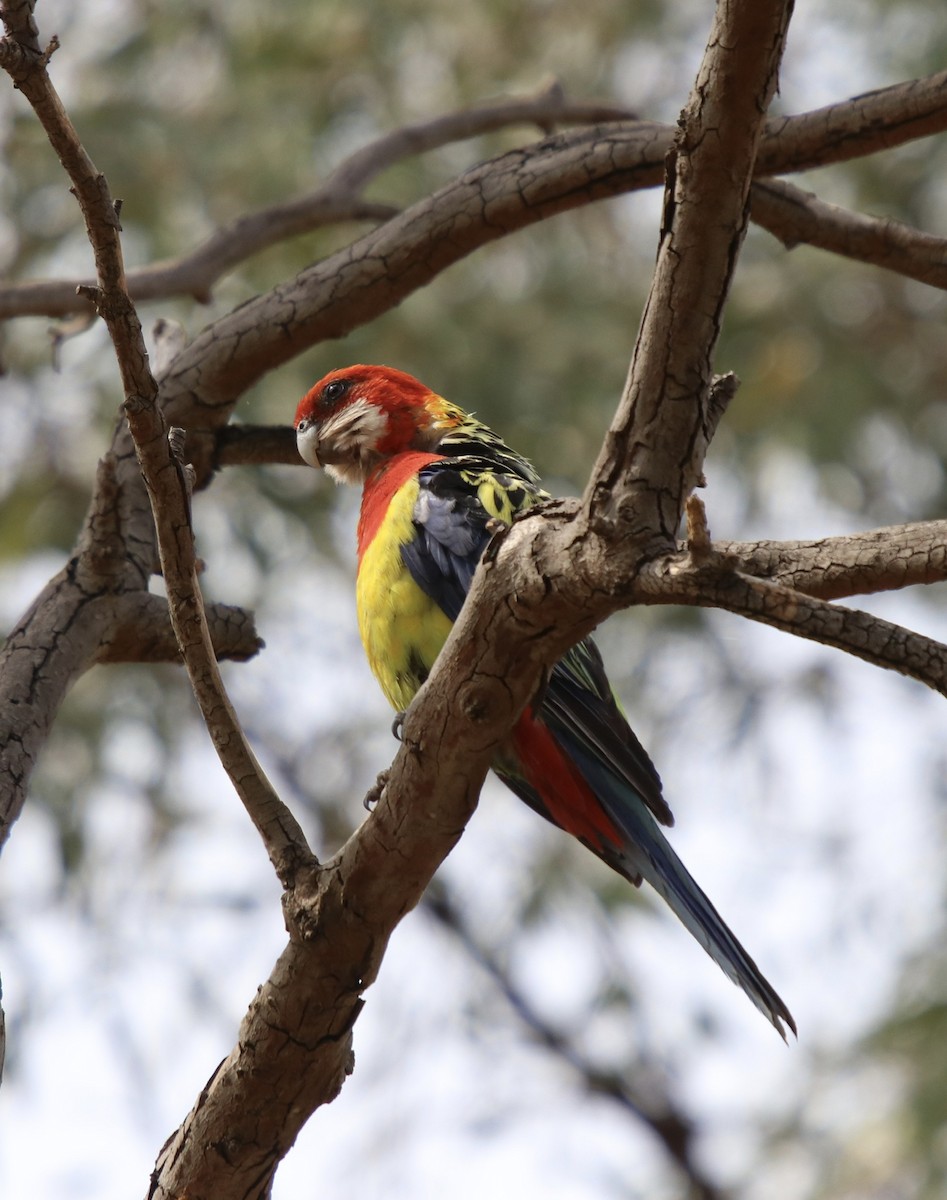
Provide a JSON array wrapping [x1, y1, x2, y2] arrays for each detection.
[[315, 398, 390, 483], [321, 397, 388, 448]]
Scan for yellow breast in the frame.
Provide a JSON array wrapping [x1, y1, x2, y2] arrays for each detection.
[[357, 475, 454, 712]]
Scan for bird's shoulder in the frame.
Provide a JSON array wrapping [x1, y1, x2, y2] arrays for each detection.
[[400, 449, 545, 620], [418, 453, 545, 527]]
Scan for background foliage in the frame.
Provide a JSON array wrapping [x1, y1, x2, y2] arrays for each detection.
[[2, 0, 947, 1196]]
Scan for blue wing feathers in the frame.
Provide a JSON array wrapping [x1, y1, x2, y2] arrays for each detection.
[[401, 470, 492, 621]]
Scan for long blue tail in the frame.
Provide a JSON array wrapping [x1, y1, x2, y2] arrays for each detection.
[[607, 786, 793, 1038], [563, 740, 795, 1038]]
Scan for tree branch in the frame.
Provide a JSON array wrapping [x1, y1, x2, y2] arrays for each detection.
[[751, 176, 947, 289], [584, 0, 793, 547], [322, 77, 636, 193], [0, 5, 310, 884], [99, 593, 264, 664], [211, 423, 302, 469], [757, 69, 947, 175], [0, 80, 635, 317], [5, 71, 947, 321], [632, 532, 947, 698], [715, 520, 947, 600], [715, 573, 947, 695]]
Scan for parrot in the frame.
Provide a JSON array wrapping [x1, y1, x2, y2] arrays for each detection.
[[294, 363, 794, 1038]]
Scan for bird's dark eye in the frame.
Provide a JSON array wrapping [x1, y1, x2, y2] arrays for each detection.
[[322, 378, 350, 406]]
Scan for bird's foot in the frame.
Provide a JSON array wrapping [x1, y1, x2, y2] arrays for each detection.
[[391, 711, 406, 741], [364, 769, 390, 811]]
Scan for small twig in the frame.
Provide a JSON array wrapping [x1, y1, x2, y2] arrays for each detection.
[[685, 494, 713, 559], [705, 372, 740, 450]]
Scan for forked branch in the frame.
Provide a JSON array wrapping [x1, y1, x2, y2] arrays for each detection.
[[0, 7, 311, 883]]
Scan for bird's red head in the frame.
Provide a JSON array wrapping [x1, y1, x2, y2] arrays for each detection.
[[294, 364, 452, 484]]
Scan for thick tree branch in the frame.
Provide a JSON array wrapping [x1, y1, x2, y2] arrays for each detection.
[[585, 0, 793, 546], [148, 521, 577, 1200], [4, 71, 947, 321]]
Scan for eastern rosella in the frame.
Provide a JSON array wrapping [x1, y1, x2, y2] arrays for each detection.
[[294, 364, 794, 1037]]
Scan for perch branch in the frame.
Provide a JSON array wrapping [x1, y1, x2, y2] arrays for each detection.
[[212, 423, 302, 468]]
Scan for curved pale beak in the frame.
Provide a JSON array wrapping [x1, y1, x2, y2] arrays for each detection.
[[296, 419, 323, 468]]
